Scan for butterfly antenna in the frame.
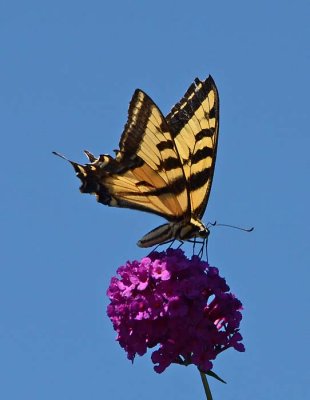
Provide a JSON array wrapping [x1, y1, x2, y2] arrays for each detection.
[[211, 221, 254, 233]]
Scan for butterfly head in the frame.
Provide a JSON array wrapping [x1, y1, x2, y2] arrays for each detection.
[[179, 218, 210, 241]]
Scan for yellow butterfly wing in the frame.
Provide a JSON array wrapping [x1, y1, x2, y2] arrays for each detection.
[[68, 89, 190, 221], [166, 76, 219, 219]]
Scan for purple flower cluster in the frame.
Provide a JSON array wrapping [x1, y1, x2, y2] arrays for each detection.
[[107, 249, 244, 373]]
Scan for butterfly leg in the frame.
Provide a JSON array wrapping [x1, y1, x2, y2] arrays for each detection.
[[167, 240, 175, 249], [186, 238, 205, 258], [204, 237, 209, 262], [193, 237, 197, 256], [176, 240, 184, 249], [148, 243, 162, 256]]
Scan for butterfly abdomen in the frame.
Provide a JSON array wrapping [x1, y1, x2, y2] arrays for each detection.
[[137, 218, 209, 247]]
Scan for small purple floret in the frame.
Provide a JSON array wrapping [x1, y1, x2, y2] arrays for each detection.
[[107, 249, 244, 373]]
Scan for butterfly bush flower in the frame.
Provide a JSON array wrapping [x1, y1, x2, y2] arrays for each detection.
[[107, 249, 244, 373]]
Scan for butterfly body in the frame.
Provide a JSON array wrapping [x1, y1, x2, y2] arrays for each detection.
[[54, 75, 219, 247], [137, 218, 209, 248]]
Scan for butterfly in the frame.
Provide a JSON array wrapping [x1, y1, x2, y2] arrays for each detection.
[[54, 75, 219, 247]]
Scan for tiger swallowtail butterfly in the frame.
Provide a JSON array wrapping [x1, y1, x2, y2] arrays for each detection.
[[54, 75, 219, 247]]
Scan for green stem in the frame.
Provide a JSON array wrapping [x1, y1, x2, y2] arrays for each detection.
[[199, 370, 213, 400]]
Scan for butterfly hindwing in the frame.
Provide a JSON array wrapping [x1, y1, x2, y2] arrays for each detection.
[[74, 90, 190, 221]]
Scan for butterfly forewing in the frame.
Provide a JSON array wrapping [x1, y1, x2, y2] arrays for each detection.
[[166, 76, 219, 219]]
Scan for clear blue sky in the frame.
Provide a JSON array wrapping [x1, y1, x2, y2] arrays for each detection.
[[1, 1, 309, 399]]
